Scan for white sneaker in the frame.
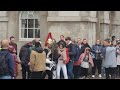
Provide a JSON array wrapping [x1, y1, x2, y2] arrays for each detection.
[[82, 76, 86, 79], [99, 74, 102, 78], [92, 75, 95, 78]]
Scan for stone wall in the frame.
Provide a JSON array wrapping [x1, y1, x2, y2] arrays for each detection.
[[7, 11, 48, 54], [111, 11, 120, 39], [47, 11, 97, 46], [47, 11, 120, 46], [0, 11, 8, 41], [0, 11, 120, 49]]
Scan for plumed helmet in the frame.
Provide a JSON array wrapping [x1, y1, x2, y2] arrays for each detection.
[[47, 38, 53, 45]]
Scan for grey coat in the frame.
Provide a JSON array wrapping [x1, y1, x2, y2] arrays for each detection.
[[102, 46, 117, 68]]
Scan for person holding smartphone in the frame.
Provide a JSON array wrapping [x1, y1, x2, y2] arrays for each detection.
[[56, 43, 68, 79]]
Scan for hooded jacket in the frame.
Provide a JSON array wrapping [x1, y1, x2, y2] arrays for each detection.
[[66, 41, 76, 61], [19, 44, 31, 67], [0, 49, 14, 77], [78, 48, 94, 67], [30, 47, 46, 72]]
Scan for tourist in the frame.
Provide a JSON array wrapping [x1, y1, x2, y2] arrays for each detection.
[[8, 45, 21, 79], [79, 47, 94, 79], [111, 36, 116, 47], [116, 42, 120, 77], [30, 42, 46, 79], [57, 35, 66, 47], [9, 36, 17, 55], [65, 37, 76, 79], [72, 39, 81, 79], [102, 38, 117, 79], [81, 39, 91, 54], [19, 42, 31, 79], [56, 43, 68, 79], [91, 39, 103, 78], [0, 39, 14, 79]]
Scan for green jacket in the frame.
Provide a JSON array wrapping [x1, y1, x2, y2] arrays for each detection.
[[30, 46, 35, 53]]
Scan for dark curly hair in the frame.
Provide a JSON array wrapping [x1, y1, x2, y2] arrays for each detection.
[[35, 42, 41, 48], [59, 43, 65, 48]]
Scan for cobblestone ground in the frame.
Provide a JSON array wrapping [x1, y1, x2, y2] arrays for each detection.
[[16, 71, 120, 79], [16, 71, 22, 79], [17, 65, 120, 79]]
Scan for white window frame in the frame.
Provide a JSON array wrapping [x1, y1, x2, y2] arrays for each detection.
[[19, 11, 40, 41]]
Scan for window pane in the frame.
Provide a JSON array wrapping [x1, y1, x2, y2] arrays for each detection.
[[21, 29, 27, 38], [21, 19, 27, 28], [28, 19, 34, 28], [35, 29, 40, 38], [21, 11, 28, 19], [28, 29, 34, 38], [35, 19, 39, 28], [20, 11, 40, 39]]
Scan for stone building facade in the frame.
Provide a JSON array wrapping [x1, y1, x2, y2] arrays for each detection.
[[0, 11, 120, 53]]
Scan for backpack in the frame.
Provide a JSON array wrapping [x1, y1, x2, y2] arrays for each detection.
[[0, 52, 9, 76]]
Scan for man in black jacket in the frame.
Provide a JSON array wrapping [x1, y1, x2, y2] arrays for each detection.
[[57, 35, 66, 47], [19, 42, 31, 79], [81, 39, 91, 53], [65, 37, 76, 79]]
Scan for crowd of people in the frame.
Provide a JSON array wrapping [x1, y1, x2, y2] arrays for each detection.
[[0, 35, 120, 79]]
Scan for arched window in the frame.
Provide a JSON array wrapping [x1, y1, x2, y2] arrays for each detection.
[[19, 11, 40, 41]]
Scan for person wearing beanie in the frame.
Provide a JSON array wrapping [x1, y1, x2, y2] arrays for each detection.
[[30, 42, 46, 79]]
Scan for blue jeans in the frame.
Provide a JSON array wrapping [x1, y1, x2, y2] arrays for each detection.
[[101, 67, 105, 76], [67, 60, 74, 79], [0, 76, 11, 79]]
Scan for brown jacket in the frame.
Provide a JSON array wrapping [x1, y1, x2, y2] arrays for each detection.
[[30, 48, 46, 72]]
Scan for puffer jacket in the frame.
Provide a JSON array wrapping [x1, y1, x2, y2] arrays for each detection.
[[78, 48, 94, 67]]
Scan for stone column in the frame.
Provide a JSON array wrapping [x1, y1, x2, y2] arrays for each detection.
[[111, 11, 120, 39], [39, 11, 48, 46], [99, 11, 110, 43], [96, 11, 101, 40], [7, 11, 19, 41], [0, 11, 8, 40]]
